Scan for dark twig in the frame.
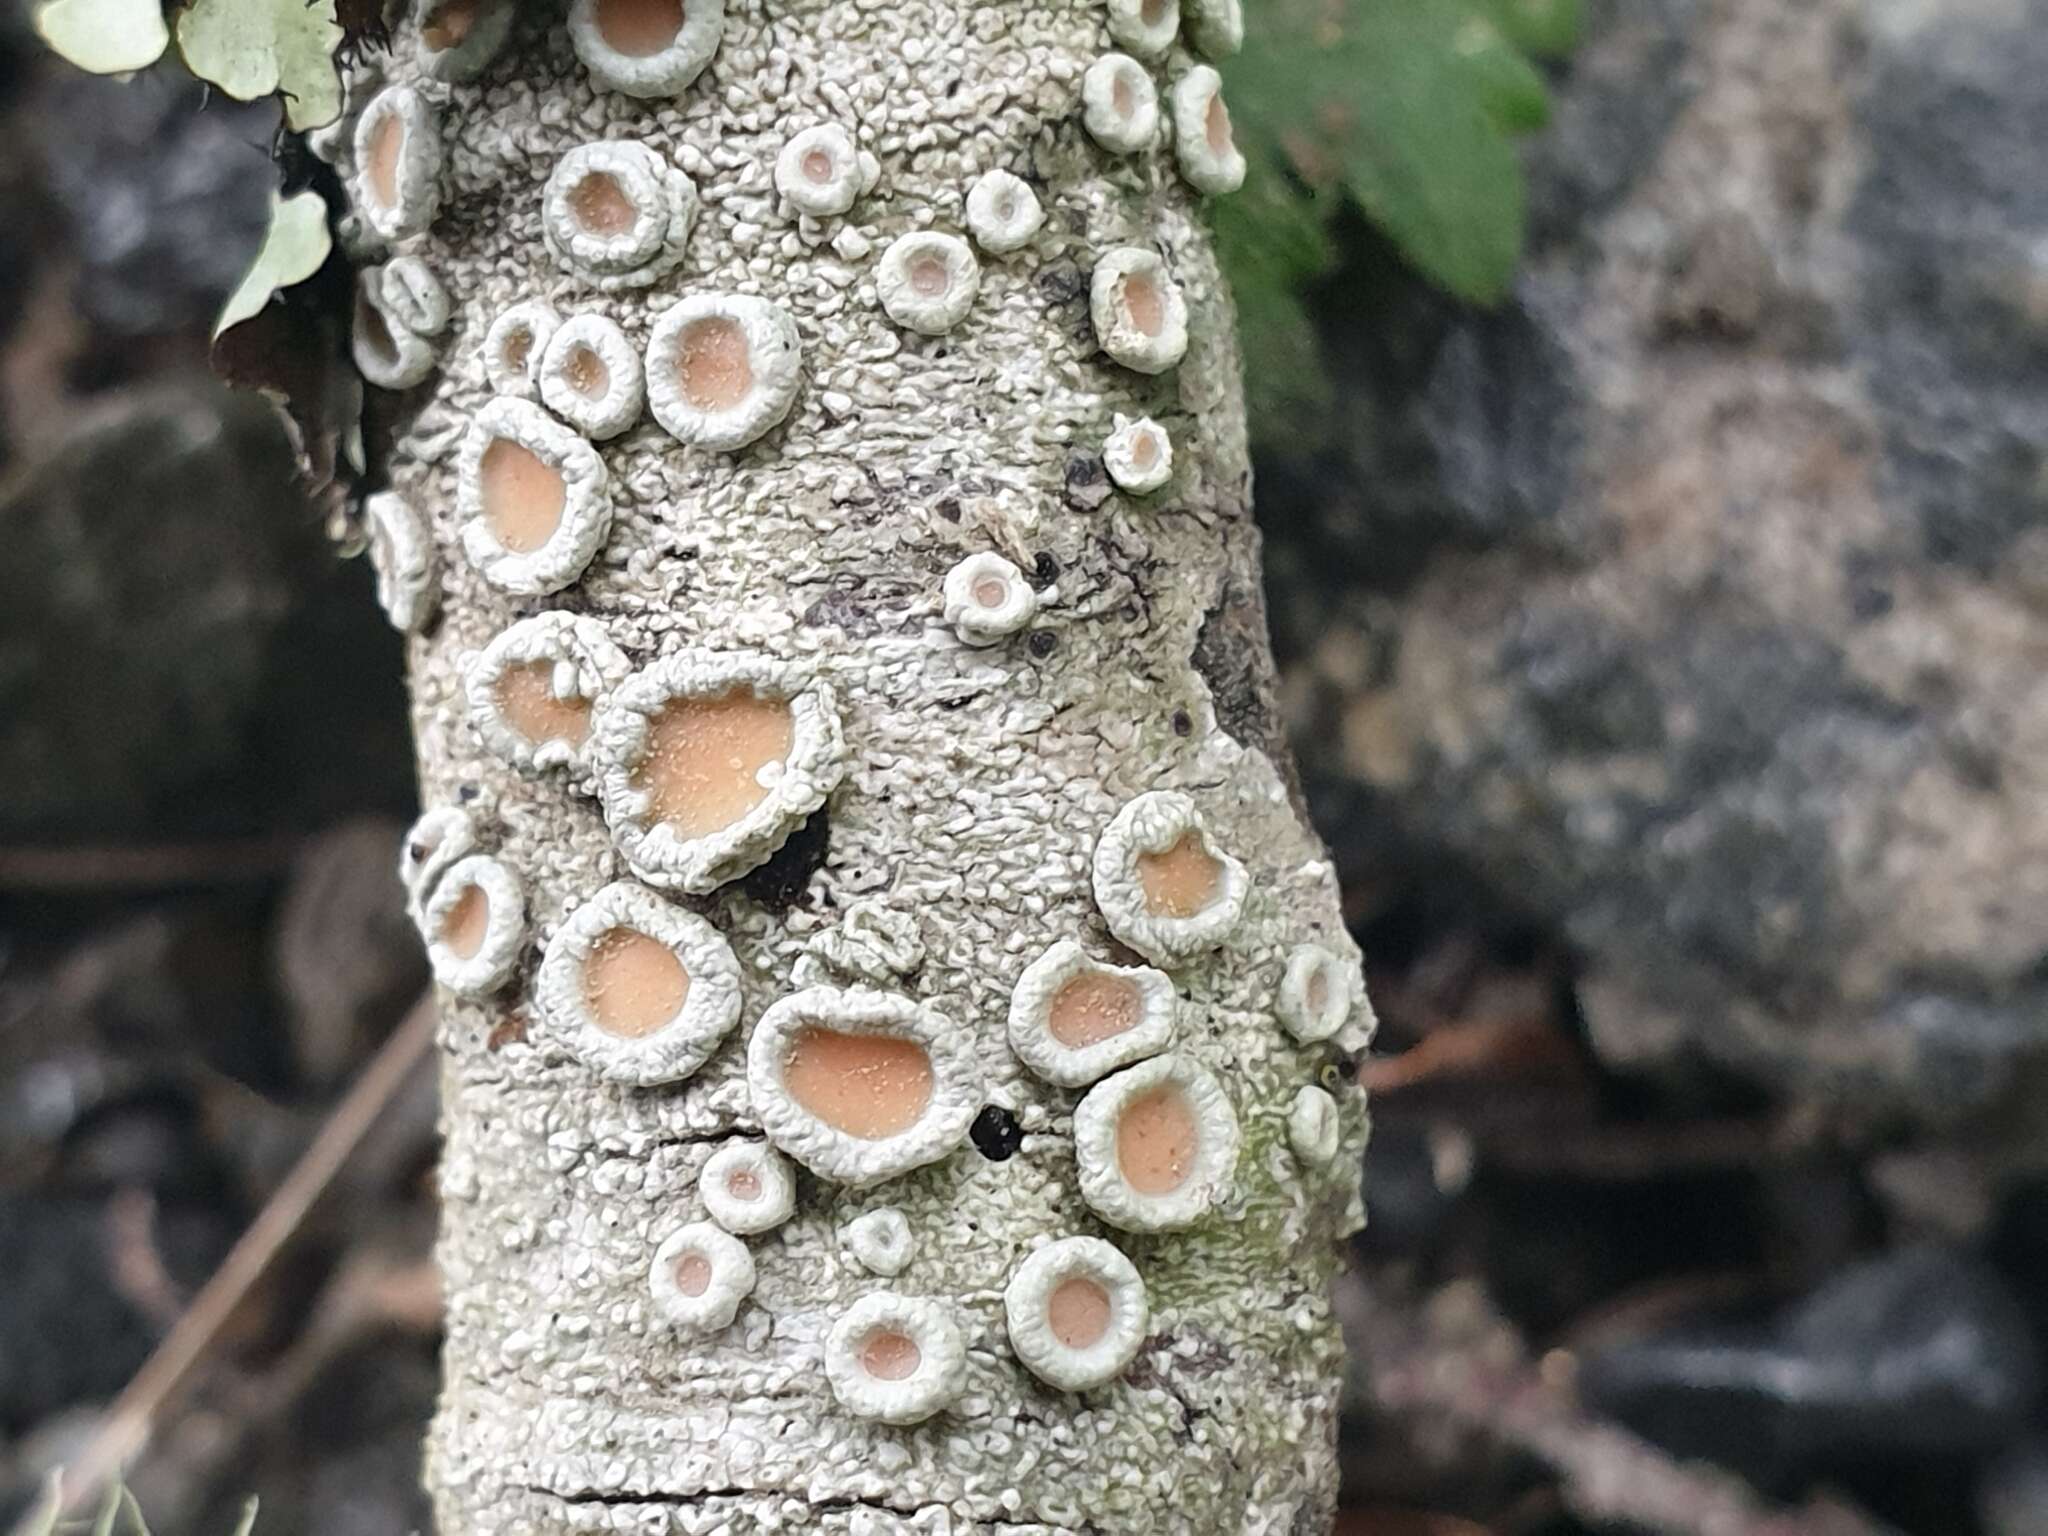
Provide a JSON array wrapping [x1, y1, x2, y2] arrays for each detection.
[[0, 838, 304, 891], [40, 994, 438, 1520], [1344, 1279, 1903, 1536]]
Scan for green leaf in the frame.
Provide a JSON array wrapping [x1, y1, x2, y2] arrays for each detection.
[[1450, 12, 1552, 134], [19, 1473, 62, 1536], [1211, 174, 1338, 434], [216, 188, 333, 339], [88, 1483, 121, 1536], [1229, 0, 1529, 306], [1484, 0, 1585, 58], [176, 0, 345, 131], [34, 0, 171, 73], [114, 1489, 154, 1536]]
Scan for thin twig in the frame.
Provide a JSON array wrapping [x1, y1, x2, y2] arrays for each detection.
[[39, 994, 438, 1521], [1346, 1280, 1902, 1536], [0, 837, 303, 891]]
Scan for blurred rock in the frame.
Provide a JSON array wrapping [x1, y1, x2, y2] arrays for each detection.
[[0, 381, 413, 841], [1354, 1120, 1466, 1260], [1267, 0, 2048, 1128], [55, 1091, 217, 1198], [300, 1423, 437, 1536], [34, 64, 276, 342], [16, 905, 287, 1089], [290, 1338, 439, 1536], [0, 1051, 120, 1178], [1579, 1247, 2039, 1485], [1983, 1442, 2048, 1536], [273, 818, 426, 1090], [0, 1192, 231, 1432]]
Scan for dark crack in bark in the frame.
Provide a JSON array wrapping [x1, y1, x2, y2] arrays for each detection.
[[737, 807, 831, 914], [1191, 577, 1310, 823]]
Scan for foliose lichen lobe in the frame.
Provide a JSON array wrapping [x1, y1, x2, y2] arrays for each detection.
[[351, 3, 1368, 1530]]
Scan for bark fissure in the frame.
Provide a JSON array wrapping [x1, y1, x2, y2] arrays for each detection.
[[523, 1480, 1107, 1532]]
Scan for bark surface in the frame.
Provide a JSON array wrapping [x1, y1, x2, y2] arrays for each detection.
[[337, 6, 1369, 1532]]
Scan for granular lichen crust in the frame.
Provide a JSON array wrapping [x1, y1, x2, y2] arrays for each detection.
[[1072, 1053, 1242, 1230], [456, 398, 613, 596], [532, 880, 744, 1085], [1007, 939, 1177, 1086], [463, 611, 632, 781], [746, 986, 983, 1186], [805, 900, 925, 984], [590, 650, 843, 893], [1004, 1235, 1149, 1391], [823, 1292, 967, 1424], [541, 140, 698, 291], [1091, 789, 1250, 962]]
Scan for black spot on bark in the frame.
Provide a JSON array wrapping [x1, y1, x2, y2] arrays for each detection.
[[1192, 582, 1309, 818], [738, 808, 830, 914], [1037, 264, 1087, 307], [1033, 552, 1060, 585], [1064, 454, 1112, 511], [1172, 709, 1193, 737], [970, 1105, 1023, 1161], [802, 580, 919, 638], [1028, 631, 1058, 658]]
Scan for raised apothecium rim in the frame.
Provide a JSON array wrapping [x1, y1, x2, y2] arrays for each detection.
[[532, 880, 744, 1087], [1073, 1053, 1241, 1231], [824, 1291, 967, 1424], [1090, 790, 1250, 963], [1006, 939, 1177, 1087], [746, 986, 983, 1188], [590, 650, 844, 894], [1004, 1235, 1150, 1391]]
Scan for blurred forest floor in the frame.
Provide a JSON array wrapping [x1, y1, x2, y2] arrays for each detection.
[[5, 4, 2048, 1536]]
